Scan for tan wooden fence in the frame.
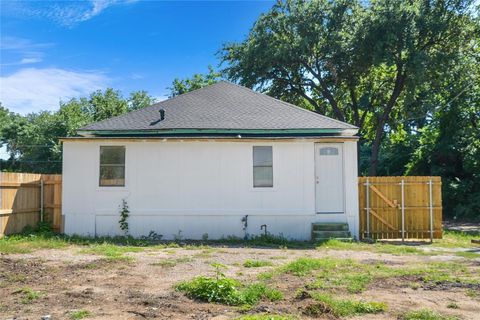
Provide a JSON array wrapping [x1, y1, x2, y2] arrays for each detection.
[[359, 176, 442, 240], [0, 172, 62, 236]]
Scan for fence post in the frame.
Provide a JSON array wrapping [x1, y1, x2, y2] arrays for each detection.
[[40, 178, 44, 223], [401, 178, 405, 242], [428, 178, 434, 243], [366, 178, 370, 239]]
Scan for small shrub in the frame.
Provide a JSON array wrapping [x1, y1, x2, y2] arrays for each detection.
[[243, 260, 273, 268], [118, 199, 129, 235], [176, 276, 242, 305], [400, 309, 459, 320], [176, 275, 282, 306], [70, 310, 91, 320]]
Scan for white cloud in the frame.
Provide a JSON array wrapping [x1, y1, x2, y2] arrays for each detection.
[[0, 68, 109, 114], [19, 57, 42, 64], [2, 0, 139, 27], [1, 36, 50, 66], [0, 36, 53, 51]]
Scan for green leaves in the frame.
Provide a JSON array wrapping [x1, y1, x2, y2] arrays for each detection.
[[168, 66, 221, 97], [0, 88, 156, 173]]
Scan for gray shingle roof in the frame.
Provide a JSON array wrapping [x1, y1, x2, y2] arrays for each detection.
[[79, 81, 356, 133]]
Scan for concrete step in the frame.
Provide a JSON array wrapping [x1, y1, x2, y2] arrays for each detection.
[[312, 223, 349, 231], [312, 230, 351, 239]]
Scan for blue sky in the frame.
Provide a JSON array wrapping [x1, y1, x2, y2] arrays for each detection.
[[0, 0, 274, 114]]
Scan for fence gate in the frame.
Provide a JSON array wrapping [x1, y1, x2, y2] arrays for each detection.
[[0, 172, 62, 236], [359, 176, 442, 240]]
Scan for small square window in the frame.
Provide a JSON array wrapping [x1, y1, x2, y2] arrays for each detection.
[[319, 147, 339, 156], [99, 146, 125, 187], [253, 146, 273, 187]]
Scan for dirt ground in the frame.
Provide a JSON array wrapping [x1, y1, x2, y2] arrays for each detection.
[[0, 244, 479, 320]]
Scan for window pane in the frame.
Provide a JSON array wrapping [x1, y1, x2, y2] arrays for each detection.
[[253, 146, 272, 166], [100, 146, 125, 165], [253, 167, 273, 187], [100, 166, 125, 186], [319, 147, 338, 156]]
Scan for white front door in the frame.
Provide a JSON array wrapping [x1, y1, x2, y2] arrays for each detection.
[[315, 143, 344, 214]]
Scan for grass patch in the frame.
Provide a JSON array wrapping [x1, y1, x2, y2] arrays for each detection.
[[316, 239, 425, 255], [0, 234, 68, 254], [281, 257, 332, 276], [14, 287, 42, 304], [400, 309, 459, 320], [454, 251, 479, 259], [243, 260, 273, 268], [70, 310, 91, 320], [308, 293, 386, 317], [236, 315, 296, 320], [79, 243, 143, 261], [175, 275, 282, 306], [446, 302, 459, 309], [465, 288, 478, 297], [279, 257, 479, 293], [435, 230, 480, 248], [151, 257, 192, 267], [282, 257, 373, 293]]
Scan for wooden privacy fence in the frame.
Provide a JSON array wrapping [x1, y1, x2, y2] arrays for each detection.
[[359, 176, 442, 241], [0, 172, 62, 236]]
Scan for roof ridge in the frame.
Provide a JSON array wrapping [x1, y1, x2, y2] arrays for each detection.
[[224, 81, 357, 129]]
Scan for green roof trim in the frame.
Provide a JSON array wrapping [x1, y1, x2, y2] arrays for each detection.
[[79, 128, 347, 137]]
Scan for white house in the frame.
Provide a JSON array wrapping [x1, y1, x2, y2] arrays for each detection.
[[62, 81, 359, 240]]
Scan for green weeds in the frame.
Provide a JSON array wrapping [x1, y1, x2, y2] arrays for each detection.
[[14, 287, 42, 304], [243, 260, 273, 268], [279, 257, 478, 293], [79, 243, 143, 261], [151, 257, 192, 267], [307, 293, 387, 317], [400, 309, 459, 320], [69, 310, 91, 320], [175, 275, 282, 306], [236, 315, 296, 320]]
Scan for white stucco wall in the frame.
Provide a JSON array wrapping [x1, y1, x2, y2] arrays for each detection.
[[62, 139, 359, 240]]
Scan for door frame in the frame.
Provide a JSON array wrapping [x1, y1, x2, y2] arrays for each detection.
[[314, 142, 346, 214]]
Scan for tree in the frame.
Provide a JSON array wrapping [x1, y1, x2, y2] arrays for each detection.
[[128, 90, 157, 111], [84, 88, 128, 121], [221, 0, 477, 175], [405, 41, 480, 220], [168, 66, 222, 97], [0, 88, 156, 173]]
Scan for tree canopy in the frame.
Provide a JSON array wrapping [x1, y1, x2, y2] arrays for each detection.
[[0, 89, 156, 173], [221, 0, 478, 175], [168, 66, 222, 97]]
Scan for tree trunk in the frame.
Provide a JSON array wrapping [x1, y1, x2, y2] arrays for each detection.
[[368, 65, 406, 176]]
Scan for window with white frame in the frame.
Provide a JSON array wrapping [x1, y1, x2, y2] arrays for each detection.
[[253, 146, 273, 188], [99, 146, 125, 187]]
